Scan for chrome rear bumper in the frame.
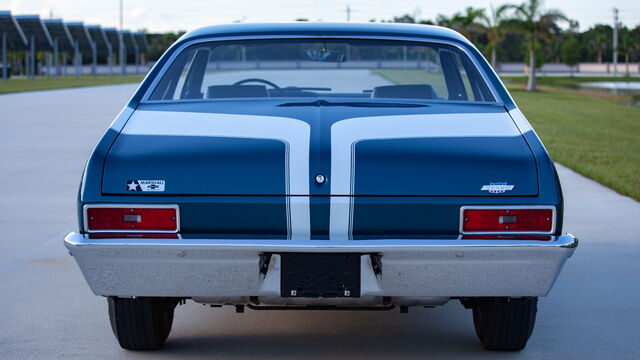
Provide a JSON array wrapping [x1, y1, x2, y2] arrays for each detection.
[[64, 232, 577, 300]]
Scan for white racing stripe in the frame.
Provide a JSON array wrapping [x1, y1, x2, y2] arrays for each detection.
[[507, 108, 535, 135], [123, 110, 311, 240], [329, 112, 522, 240], [123, 110, 525, 241]]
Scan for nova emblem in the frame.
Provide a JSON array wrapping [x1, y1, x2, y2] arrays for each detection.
[[480, 182, 515, 194]]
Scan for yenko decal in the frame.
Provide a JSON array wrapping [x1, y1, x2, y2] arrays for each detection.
[[126, 180, 165, 192], [480, 183, 515, 194]]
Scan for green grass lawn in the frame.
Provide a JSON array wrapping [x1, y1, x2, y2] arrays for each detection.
[[375, 69, 640, 200], [502, 75, 639, 89], [508, 84, 640, 201], [0, 75, 144, 94]]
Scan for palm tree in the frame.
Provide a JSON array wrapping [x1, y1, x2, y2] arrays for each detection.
[[437, 7, 485, 40], [513, 0, 567, 91], [479, 4, 513, 69], [618, 33, 631, 77], [589, 33, 607, 63]]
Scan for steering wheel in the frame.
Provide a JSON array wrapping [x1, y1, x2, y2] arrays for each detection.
[[233, 78, 281, 90]]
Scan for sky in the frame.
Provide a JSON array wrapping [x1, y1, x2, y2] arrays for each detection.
[[1, 0, 639, 34]]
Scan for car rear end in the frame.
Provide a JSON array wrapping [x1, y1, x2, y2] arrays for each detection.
[[66, 104, 577, 301], [64, 23, 577, 351]]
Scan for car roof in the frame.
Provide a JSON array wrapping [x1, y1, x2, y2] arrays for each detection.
[[179, 22, 470, 46]]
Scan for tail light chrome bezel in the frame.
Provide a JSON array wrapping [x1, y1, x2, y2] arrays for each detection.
[[83, 204, 180, 234], [459, 205, 556, 235]]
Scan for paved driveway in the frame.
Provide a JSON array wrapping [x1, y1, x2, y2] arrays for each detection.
[[0, 85, 638, 359], [202, 69, 393, 93]]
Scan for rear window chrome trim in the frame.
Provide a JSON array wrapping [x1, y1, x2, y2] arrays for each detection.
[[140, 35, 501, 104], [83, 204, 181, 234], [459, 205, 556, 235]]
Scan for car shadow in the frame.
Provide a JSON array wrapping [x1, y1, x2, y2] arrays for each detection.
[[153, 303, 500, 359]]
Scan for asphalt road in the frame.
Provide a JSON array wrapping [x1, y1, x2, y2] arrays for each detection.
[[0, 84, 639, 359]]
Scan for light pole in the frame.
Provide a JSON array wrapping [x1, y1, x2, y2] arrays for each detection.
[[613, 7, 618, 77], [119, 0, 125, 79]]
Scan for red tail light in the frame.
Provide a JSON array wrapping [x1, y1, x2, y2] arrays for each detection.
[[462, 234, 552, 241], [89, 232, 179, 239], [84, 205, 179, 237], [461, 207, 554, 234]]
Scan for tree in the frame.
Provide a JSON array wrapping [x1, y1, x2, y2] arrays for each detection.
[[392, 14, 417, 23], [479, 4, 514, 69], [437, 7, 485, 40], [548, 20, 575, 63], [513, 0, 567, 91], [562, 38, 580, 77], [524, 40, 545, 69], [495, 21, 527, 61], [591, 33, 607, 63], [387, 13, 433, 25], [629, 25, 640, 62], [583, 25, 612, 63], [146, 32, 186, 61], [618, 30, 632, 77]]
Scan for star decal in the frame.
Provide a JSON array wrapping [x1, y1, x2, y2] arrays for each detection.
[[126, 180, 141, 191]]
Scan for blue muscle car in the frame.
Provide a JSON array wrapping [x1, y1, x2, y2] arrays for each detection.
[[64, 22, 577, 351]]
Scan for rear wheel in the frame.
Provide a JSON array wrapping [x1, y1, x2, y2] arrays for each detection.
[[108, 297, 179, 350], [472, 297, 537, 351]]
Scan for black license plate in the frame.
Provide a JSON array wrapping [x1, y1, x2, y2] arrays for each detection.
[[281, 253, 361, 298]]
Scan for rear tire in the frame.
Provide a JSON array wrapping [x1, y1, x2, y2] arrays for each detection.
[[472, 297, 537, 351], [108, 297, 178, 350]]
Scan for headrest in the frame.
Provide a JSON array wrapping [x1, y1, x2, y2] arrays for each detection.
[[206, 85, 269, 98]]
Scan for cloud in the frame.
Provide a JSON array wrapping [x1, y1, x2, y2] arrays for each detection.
[[128, 5, 148, 23]]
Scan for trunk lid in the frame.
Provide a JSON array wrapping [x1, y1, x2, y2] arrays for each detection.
[[101, 102, 537, 197]]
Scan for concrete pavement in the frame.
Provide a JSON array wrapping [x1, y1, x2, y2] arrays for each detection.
[[0, 85, 639, 359]]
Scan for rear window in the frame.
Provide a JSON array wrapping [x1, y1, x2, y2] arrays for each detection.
[[148, 39, 495, 103]]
